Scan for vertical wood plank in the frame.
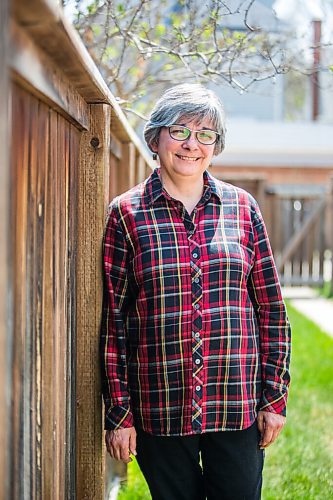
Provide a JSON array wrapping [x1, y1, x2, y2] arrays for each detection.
[[120, 142, 136, 193], [274, 196, 282, 276], [11, 84, 30, 500], [76, 103, 111, 500], [34, 99, 49, 499], [27, 90, 40, 500], [66, 122, 80, 500], [0, 0, 11, 493], [109, 153, 119, 201], [41, 107, 56, 499], [55, 111, 68, 500], [137, 153, 146, 184]]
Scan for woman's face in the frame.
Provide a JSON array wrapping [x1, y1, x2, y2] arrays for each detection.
[[152, 117, 216, 182]]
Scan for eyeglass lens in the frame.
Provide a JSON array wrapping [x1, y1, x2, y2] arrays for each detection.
[[169, 125, 217, 145]]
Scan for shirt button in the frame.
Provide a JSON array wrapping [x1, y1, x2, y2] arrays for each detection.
[[194, 332, 200, 338], [195, 359, 201, 365], [194, 303, 200, 310], [194, 277, 200, 283], [192, 252, 198, 258], [196, 385, 201, 392]]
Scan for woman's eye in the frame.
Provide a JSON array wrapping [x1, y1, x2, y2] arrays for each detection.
[[199, 132, 213, 140]]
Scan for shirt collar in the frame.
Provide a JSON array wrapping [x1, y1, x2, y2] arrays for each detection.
[[144, 168, 223, 206]]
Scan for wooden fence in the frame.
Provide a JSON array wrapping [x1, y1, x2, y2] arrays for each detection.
[[2, 0, 154, 498], [268, 186, 333, 287], [219, 175, 333, 291], [0, 0, 11, 498]]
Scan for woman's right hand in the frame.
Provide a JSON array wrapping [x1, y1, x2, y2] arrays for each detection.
[[105, 427, 137, 463]]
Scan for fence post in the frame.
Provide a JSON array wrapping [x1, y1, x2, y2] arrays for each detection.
[[76, 103, 111, 500]]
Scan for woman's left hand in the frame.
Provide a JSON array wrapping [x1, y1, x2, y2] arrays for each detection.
[[257, 410, 286, 449]]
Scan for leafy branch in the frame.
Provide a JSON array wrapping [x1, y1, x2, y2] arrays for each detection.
[[63, 0, 332, 126]]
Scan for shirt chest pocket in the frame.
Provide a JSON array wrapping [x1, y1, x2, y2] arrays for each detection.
[[127, 224, 185, 287], [207, 226, 254, 279]]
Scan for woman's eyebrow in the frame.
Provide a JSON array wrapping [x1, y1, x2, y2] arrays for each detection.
[[177, 123, 214, 131]]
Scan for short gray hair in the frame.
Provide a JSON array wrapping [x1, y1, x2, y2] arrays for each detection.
[[143, 83, 226, 155]]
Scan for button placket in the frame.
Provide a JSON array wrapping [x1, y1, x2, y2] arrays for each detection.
[[189, 229, 203, 430]]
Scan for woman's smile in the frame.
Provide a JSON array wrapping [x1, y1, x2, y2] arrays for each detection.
[[153, 117, 215, 181]]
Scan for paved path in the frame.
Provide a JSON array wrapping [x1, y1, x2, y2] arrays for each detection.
[[282, 287, 333, 338]]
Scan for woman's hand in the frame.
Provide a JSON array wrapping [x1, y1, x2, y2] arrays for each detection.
[[105, 427, 137, 463], [257, 410, 286, 449]]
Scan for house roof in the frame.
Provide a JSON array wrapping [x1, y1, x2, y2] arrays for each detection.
[[213, 118, 333, 168]]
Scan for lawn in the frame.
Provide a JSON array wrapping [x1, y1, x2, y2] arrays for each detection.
[[118, 303, 333, 499]]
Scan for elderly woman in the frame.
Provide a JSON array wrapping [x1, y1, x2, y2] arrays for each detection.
[[100, 84, 291, 500]]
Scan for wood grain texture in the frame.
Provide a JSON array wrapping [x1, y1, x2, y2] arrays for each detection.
[[11, 84, 29, 500], [0, 0, 11, 497], [41, 107, 56, 499], [76, 103, 111, 500], [12, 0, 154, 166], [120, 143, 136, 194], [9, 3, 156, 498], [10, 21, 89, 131], [11, 84, 80, 499]]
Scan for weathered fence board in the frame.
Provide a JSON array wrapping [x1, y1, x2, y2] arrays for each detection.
[[0, 1, 11, 498], [268, 189, 331, 286], [6, 1, 154, 499], [76, 103, 111, 500], [11, 21, 90, 130], [11, 84, 81, 499]]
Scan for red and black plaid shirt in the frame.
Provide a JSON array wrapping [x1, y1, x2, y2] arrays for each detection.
[[101, 168, 291, 436]]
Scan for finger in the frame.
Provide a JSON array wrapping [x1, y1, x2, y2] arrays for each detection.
[[129, 431, 137, 457], [105, 435, 114, 458], [257, 413, 264, 434], [260, 425, 274, 448], [120, 445, 132, 463], [268, 426, 283, 447], [112, 443, 122, 461]]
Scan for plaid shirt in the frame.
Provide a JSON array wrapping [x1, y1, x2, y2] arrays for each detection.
[[101, 168, 291, 436]]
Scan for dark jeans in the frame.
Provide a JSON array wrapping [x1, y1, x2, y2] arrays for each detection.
[[136, 422, 264, 500]]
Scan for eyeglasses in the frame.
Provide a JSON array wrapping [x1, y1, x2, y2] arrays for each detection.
[[168, 125, 219, 146]]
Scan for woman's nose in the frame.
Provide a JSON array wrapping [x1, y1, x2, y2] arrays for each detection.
[[182, 133, 199, 148]]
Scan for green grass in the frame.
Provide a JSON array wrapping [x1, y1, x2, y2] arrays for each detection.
[[118, 458, 150, 500], [315, 281, 333, 299], [262, 302, 333, 500], [118, 303, 333, 499]]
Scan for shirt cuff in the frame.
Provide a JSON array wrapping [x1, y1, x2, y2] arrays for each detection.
[[259, 390, 288, 416], [104, 404, 134, 430]]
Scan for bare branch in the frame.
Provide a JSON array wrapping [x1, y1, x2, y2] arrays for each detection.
[[67, 0, 332, 123], [123, 107, 149, 121], [244, 0, 260, 32]]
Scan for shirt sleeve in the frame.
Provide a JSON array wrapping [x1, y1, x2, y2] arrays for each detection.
[[100, 204, 134, 430], [247, 201, 291, 416]]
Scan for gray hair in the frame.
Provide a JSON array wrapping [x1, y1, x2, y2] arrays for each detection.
[[143, 83, 226, 155]]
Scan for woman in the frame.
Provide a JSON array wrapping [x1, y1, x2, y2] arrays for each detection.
[[100, 84, 291, 500]]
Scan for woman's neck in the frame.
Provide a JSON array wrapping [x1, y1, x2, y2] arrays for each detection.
[[159, 168, 204, 214]]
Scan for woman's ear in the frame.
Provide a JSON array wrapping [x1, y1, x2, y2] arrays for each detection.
[[150, 141, 158, 153]]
